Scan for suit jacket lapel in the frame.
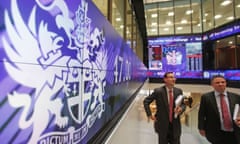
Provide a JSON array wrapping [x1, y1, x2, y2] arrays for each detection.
[[162, 86, 169, 112], [210, 92, 220, 117], [226, 92, 234, 115]]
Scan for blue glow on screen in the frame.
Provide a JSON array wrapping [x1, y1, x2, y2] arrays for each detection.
[[148, 35, 203, 79]]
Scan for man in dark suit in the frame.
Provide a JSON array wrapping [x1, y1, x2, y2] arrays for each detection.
[[198, 75, 240, 144], [143, 72, 186, 144]]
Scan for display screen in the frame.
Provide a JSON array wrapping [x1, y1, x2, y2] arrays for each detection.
[[203, 20, 240, 41], [0, 0, 147, 143], [148, 35, 203, 78], [203, 70, 240, 80]]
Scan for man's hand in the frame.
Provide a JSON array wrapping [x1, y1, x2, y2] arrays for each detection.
[[148, 115, 156, 122], [199, 129, 206, 137], [174, 106, 182, 115], [234, 117, 240, 126]]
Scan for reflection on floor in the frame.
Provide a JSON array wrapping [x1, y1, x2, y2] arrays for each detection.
[[105, 80, 240, 144]]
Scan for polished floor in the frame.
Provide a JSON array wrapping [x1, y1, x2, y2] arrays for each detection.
[[105, 80, 240, 144]]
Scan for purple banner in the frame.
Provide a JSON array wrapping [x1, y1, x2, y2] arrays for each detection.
[[203, 70, 240, 80], [203, 21, 240, 41], [0, 0, 147, 143]]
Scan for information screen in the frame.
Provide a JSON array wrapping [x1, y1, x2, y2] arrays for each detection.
[[148, 35, 203, 78]]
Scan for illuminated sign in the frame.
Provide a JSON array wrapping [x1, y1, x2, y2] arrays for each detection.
[[0, 0, 147, 143], [204, 21, 240, 41]]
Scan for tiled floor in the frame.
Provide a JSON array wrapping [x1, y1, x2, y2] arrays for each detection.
[[105, 80, 240, 144]]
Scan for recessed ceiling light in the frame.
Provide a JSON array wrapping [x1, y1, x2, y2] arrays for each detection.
[[185, 10, 193, 15], [166, 21, 172, 25], [226, 16, 234, 20], [163, 28, 169, 31], [151, 29, 157, 32], [116, 18, 121, 21], [221, 0, 232, 6], [151, 13, 158, 18], [168, 12, 174, 16], [214, 14, 222, 19], [177, 27, 183, 30], [151, 22, 157, 26], [181, 19, 187, 24]]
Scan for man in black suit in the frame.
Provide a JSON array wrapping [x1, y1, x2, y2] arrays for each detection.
[[143, 72, 186, 144], [198, 75, 240, 144]]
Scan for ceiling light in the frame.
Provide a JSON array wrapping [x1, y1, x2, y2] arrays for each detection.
[[151, 13, 158, 18], [166, 21, 172, 25], [204, 13, 208, 16], [237, 4, 240, 8], [144, 0, 172, 4], [185, 10, 193, 15], [151, 29, 157, 32], [221, 0, 232, 6], [163, 28, 169, 31], [151, 22, 157, 26], [181, 19, 187, 24], [177, 27, 183, 30], [214, 14, 222, 19], [226, 16, 234, 20], [168, 12, 174, 16], [116, 18, 121, 21]]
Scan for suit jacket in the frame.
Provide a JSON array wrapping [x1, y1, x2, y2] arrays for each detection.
[[143, 86, 186, 138], [198, 91, 240, 143]]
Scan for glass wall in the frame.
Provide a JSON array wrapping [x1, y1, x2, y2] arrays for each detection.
[[175, 0, 191, 34], [236, 0, 240, 19], [132, 15, 137, 53], [145, 3, 159, 36], [92, 0, 108, 18], [192, 0, 202, 33], [158, 1, 174, 35], [202, 0, 214, 32], [214, 0, 234, 28], [92, 0, 145, 61], [112, 0, 125, 38], [126, 2, 133, 49], [145, 0, 240, 36]]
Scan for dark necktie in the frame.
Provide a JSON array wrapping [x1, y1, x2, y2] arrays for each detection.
[[169, 90, 173, 122], [220, 93, 232, 131]]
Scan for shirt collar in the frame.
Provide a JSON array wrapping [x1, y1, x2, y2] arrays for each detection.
[[215, 91, 227, 97]]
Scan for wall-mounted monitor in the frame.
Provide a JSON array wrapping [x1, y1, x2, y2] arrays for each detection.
[[147, 35, 203, 79]]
